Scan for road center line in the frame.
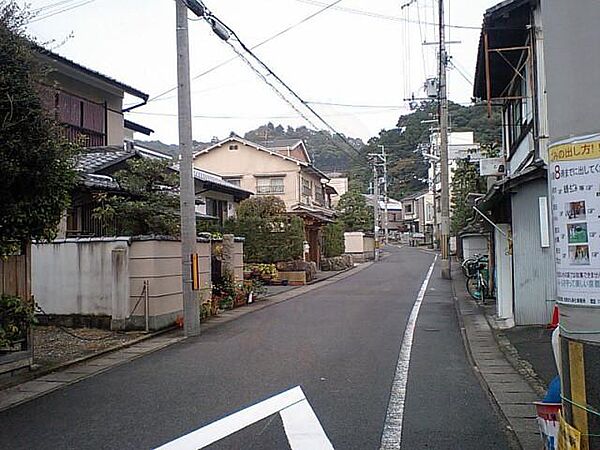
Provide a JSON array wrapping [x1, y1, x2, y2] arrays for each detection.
[[379, 256, 438, 450]]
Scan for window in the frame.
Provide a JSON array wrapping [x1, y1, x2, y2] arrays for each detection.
[[228, 144, 239, 151], [56, 91, 106, 146], [314, 184, 324, 204], [405, 203, 412, 214], [206, 198, 227, 224], [302, 178, 312, 198], [224, 177, 241, 186], [256, 177, 284, 194]]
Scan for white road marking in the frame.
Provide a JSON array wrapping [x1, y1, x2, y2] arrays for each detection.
[[155, 386, 333, 450], [280, 397, 334, 450], [379, 256, 438, 450]]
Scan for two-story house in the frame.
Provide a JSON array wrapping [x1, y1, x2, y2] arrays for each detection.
[[35, 46, 252, 237], [193, 135, 336, 265], [36, 45, 150, 147], [473, 0, 554, 327]]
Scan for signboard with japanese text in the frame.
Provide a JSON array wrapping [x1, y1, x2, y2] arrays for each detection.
[[550, 135, 600, 307]]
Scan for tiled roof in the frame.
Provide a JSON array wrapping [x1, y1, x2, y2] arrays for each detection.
[[76, 147, 133, 173], [34, 45, 148, 100], [263, 139, 303, 149]]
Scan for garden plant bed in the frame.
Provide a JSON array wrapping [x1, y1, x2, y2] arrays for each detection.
[[33, 326, 145, 368]]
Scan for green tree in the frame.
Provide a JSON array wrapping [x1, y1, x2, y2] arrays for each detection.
[[236, 195, 286, 219], [225, 197, 304, 263], [450, 159, 486, 234], [336, 188, 373, 232], [0, 2, 78, 254], [93, 158, 180, 236]]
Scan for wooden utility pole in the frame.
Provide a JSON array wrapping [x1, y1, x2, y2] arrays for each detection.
[[439, 0, 451, 279], [176, 0, 200, 336], [372, 160, 380, 261]]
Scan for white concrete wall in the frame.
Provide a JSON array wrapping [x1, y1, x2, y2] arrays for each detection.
[[344, 232, 374, 261], [462, 235, 488, 260], [32, 238, 131, 318]]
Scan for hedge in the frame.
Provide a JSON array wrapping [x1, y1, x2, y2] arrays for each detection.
[[323, 222, 345, 258], [224, 215, 304, 263]]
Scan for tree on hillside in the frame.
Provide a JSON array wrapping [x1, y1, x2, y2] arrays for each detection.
[[0, 1, 78, 254], [350, 101, 502, 200], [450, 159, 487, 234], [244, 123, 363, 172], [93, 159, 180, 236], [336, 188, 373, 232]]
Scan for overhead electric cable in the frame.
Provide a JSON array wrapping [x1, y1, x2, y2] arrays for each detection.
[[145, 0, 344, 104], [28, 0, 96, 24], [294, 0, 481, 30], [197, 7, 368, 165]]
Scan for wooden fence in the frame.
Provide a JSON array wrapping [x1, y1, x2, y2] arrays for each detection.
[[0, 246, 31, 299], [0, 245, 33, 374]]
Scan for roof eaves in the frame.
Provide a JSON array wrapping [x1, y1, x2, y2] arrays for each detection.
[[34, 45, 149, 101], [195, 136, 310, 166]]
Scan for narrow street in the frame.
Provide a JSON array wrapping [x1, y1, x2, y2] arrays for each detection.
[[0, 247, 512, 449]]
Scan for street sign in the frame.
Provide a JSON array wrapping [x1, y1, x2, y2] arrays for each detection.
[[479, 157, 506, 176], [155, 386, 333, 450]]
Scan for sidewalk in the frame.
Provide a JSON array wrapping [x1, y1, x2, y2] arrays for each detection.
[[0, 260, 373, 413], [452, 267, 542, 450]]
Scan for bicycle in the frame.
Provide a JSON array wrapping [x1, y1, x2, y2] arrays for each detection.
[[464, 255, 490, 302]]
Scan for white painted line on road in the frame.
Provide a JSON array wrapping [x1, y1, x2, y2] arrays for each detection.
[[280, 398, 334, 450], [155, 386, 333, 450], [379, 256, 438, 450]]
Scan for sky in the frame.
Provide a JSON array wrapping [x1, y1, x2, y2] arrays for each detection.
[[21, 0, 501, 144]]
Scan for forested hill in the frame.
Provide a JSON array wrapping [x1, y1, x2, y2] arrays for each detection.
[[243, 123, 363, 172], [137, 101, 501, 200], [352, 101, 502, 199]]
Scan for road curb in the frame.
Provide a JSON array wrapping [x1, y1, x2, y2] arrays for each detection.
[[0, 325, 177, 392], [451, 268, 541, 450]]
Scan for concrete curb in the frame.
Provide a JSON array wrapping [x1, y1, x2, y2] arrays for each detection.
[[451, 269, 541, 450], [485, 317, 548, 398], [0, 261, 374, 413], [0, 325, 177, 391]]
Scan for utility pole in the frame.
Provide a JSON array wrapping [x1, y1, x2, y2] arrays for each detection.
[[438, 0, 451, 279], [380, 145, 389, 245], [372, 159, 380, 261], [176, 0, 200, 336]]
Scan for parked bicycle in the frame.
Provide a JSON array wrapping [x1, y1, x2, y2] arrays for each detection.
[[463, 255, 491, 302]]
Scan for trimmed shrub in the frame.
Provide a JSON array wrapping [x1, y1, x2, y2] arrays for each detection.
[[225, 215, 304, 263], [323, 222, 345, 258]]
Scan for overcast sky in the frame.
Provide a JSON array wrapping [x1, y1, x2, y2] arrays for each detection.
[[22, 0, 500, 144]]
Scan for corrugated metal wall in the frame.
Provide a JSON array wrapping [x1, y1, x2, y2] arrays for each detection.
[[511, 178, 556, 324]]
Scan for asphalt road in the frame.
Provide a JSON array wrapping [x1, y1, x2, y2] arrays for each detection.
[[0, 246, 512, 449]]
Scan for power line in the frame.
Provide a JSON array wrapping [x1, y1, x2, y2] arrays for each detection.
[[197, 7, 368, 165], [32, 0, 81, 13], [127, 106, 403, 120], [306, 101, 406, 109], [145, 0, 344, 104], [28, 0, 96, 24], [294, 0, 482, 30]]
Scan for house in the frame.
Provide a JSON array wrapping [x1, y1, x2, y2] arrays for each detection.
[[473, 0, 554, 327], [363, 194, 403, 236], [398, 190, 434, 245], [35, 45, 151, 147], [326, 173, 349, 207], [426, 131, 482, 243], [193, 135, 336, 265], [69, 144, 252, 237]]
